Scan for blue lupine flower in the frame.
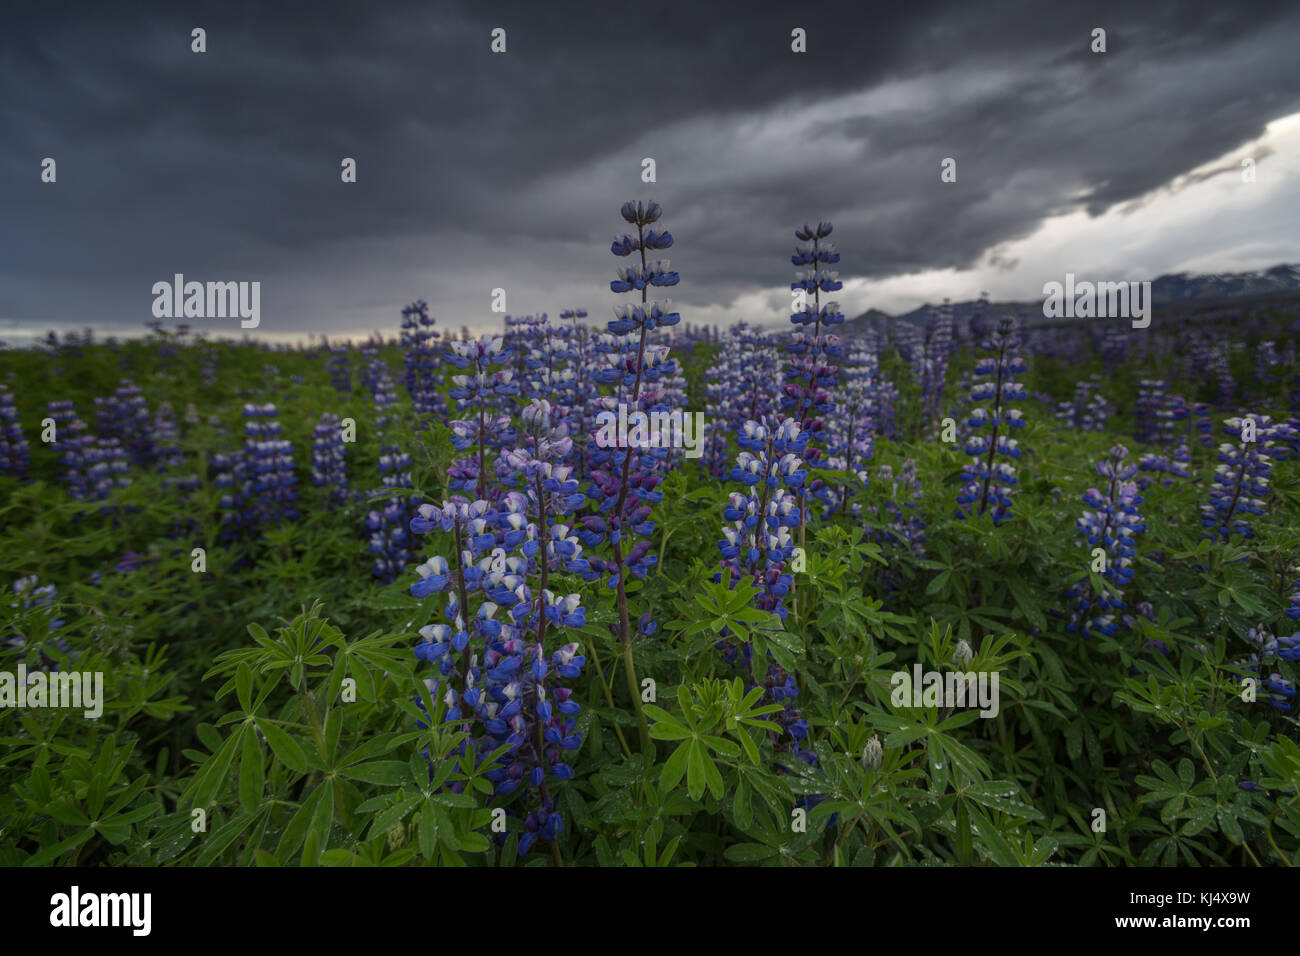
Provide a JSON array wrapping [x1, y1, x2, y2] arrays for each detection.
[[1054, 376, 1111, 432], [5, 576, 72, 667], [311, 413, 350, 505], [781, 222, 844, 524], [446, 337, 518, 500], [1064, 444, 1146, 638], [1201, 415, 1281, 541], [216, 403, 299, 541], [0, 386, 31, 481], [956, 317, 1026, 525], [400, 300, 447, 424], [700, 324, 781, 479], [868, 459, 926, 560], [407, 398, 591, 857], [716, 417, 814, 765], [93, 380, 157, 469]]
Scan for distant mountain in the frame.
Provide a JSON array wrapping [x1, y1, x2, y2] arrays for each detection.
[[1149, 264, 1300, 302], [849, 263, 1300, 327]]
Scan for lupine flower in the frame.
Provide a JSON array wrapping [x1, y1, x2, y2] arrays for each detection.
[[1099, 327, 1128, 367], [217, 404, 299, 539], [0, 386, 31, 481], [1136, 442, 1191, 489], [700, 324, 778, 478], [918, 301, 954, 428], [716, 417, 813, 765], [782, 222, 845, 533], [311, 413, 350, 504], [1133, 380, 1187, 445], [447, 337, 519, 500], [401, 300, 446, 425], [1064, 444, 1146, 638], [585, 200, 685, 752], [361, 352, 401, 430], [93, 380, 156, 469], [366, 444, 419, 583], [1054, 376, 1111, 432], [64, 432, 132, 505], [956, 317, 1027, 525], [552, 309, 600, 478], [1201, 415, 1281, 541], [1233, 616, 1300, 712], [326, 347, 352, 394], [1208, 345, 1236, 406], [820, 343, 879, 517], [407, 406, 589, 856], [5, 576, 71, 666], [868, 459, 926, 560]]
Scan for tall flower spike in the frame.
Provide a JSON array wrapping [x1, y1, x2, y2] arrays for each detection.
[[311, 413, 350, 505], [1201, 415, 1287, 541], [407, 411, 587, 860], [0, 386, 31, 481], [400, 300, 446, 426], [956, 317, 1026, 525], [716, 417, 814, 765], [1063, 444, 1146, 638], [701, 324, 780, 478], [590, 199, 682, 753], [919, 300, 954, 429], [447, 336, 519, 501], [782, 221, 845, 593]]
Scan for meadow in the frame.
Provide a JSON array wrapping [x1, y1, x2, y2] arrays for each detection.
[[2, 205, 1299, 867]]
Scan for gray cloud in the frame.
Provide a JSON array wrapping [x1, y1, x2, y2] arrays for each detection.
[[2, 0, 1299, 340]]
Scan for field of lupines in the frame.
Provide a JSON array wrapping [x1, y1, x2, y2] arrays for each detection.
[[3, 204, 1300, 868]]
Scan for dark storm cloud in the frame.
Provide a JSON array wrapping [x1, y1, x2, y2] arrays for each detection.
[[2, 0, 1299, 340]]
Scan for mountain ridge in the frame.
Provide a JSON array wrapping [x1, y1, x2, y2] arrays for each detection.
[[850, 263, 1300, 327]]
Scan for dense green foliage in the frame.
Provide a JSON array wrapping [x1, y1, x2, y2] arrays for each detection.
[[3, 317, 1300, 867]]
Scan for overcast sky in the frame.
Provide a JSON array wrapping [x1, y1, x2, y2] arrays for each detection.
[[3, 0, 1299, 344]]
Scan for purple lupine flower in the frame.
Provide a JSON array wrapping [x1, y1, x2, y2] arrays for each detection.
[[0, 386, 31, 481], [361, 352, 401, 431], [93, 380, 156, 469], [78, 435, 132, 505], [1134, 380, 1185, 446], [1064, 444, 1146, 638], [217, 403, 298, 540], [5, 576, 71, 667], [1054, 376, 1111, 432], [701, 323, 781, 479], [716, 416, 813, 764], [1099, 326, 1128, 367], [919, 300, 954, 428], [326, 346, 352, 394], [1233, 619, 1300, 712], [408, 408, 588, 857], [956, 317, 1026, 525], [782, 222, 845, 529], [446, 336, 518, 501], [820, 343, 878, 518], [585, 199, 684, 752], [311, 413, 350, 504], [400, 300, 446, 425], [1201, 415, 1282, 541], [868, 459, 926, 560], [554, 309, 599, 479], [366, 444, 418, 582]]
